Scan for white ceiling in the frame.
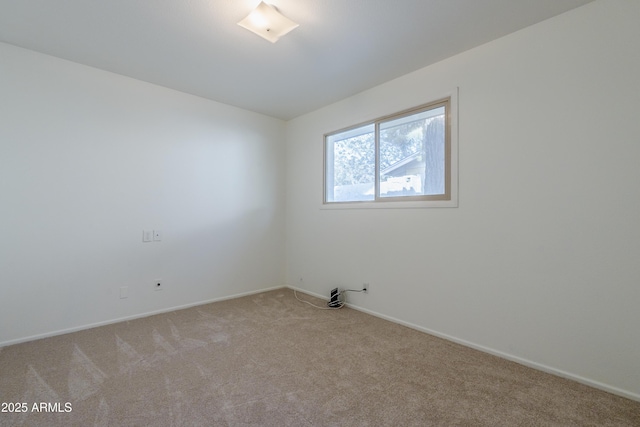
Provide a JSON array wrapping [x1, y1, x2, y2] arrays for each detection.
[[0, 0, 593, 120]]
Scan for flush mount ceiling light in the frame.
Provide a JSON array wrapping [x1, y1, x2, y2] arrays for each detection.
[[237, 1, 299, 43]]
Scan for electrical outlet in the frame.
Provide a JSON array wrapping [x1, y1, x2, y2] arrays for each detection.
[[363, 283, 369, 293], [120, 286, 128, 299], [154, 280, 163, 291]]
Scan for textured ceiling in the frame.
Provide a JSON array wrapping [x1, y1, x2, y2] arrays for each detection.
[[0, 0, 594, 120]]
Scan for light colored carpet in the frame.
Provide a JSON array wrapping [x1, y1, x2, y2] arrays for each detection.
[[1, 288, 638, 426]]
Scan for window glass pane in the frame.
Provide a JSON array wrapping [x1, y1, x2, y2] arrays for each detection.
[[325, 124, 375, 202], [379, 106, 445, 198]]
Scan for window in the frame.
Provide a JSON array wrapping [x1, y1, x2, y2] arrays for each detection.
[[324, 97, 454, 206]]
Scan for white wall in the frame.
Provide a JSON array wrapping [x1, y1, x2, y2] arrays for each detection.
[[286, 0, 640, 400], [0, 42, 286, 345], [1, 0, 638, 402]]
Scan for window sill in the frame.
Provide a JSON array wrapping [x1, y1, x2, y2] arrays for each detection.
[[320, 199, 458, 210]]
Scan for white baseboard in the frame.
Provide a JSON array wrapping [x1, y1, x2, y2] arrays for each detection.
[[0, 285, 286, 348], [287, 285, 330, 302], [286, 286, 640, 403]]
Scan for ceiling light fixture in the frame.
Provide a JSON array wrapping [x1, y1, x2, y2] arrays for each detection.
[[237, 1, 299, 43]]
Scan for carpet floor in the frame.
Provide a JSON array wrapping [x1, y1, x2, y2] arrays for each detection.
[[0, 288, 639, 426]]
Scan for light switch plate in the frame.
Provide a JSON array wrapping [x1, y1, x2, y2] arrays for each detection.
[[153, 229, 162, 241], [143, 230, 153, 242]]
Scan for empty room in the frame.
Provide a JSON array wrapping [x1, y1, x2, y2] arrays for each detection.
[[1, 0, 639, 425]]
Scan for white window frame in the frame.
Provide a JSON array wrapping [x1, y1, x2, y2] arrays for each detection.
[[322, 89, 458, 209]]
